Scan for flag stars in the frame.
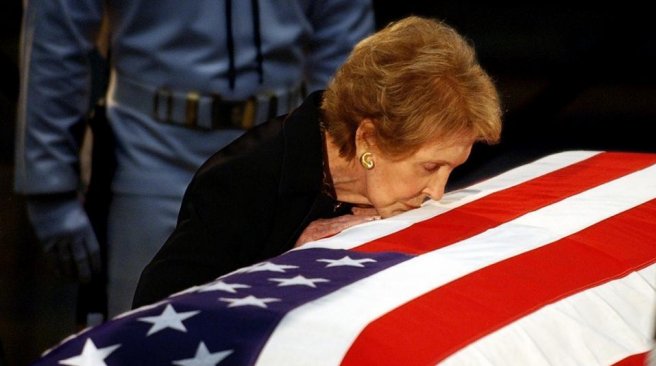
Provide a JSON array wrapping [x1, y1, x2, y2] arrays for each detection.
[[58, 339, 120, 366], [137, 304, 200, 336], [317, 256, 377, 268], [172, 342, 233, 366], [220, 295, 281, 308], [244, 261, 299, 273], [199, 281, 250, 293], [269, 274, 329, 288]]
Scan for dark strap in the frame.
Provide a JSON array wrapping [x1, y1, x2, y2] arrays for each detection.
[[251, 0, 264, 84], [225, 0, 236, 90]]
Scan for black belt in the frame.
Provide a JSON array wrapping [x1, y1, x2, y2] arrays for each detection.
[[109, 72, 304, 130]]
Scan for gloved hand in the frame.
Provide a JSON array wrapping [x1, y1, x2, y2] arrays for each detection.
[[26, 194, 101, 283]]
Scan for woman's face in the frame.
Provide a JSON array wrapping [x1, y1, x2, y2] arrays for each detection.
[[362, 136, 473, 218]]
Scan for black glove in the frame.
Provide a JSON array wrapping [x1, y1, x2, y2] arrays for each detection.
[[26, 195, 101, 282]]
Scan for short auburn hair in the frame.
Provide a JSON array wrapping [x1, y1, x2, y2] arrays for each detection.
[[322, 16, 502, 160]]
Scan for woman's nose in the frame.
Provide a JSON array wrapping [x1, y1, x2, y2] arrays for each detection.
[[423, 177, 447, 201]]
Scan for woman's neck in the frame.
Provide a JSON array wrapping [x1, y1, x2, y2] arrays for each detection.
[[323, 133, 370, 205]]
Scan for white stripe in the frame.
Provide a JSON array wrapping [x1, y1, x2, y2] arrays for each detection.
[[299, 150, 602, 251], [255, 160, 656, 366], [441, 264, 656, 366]]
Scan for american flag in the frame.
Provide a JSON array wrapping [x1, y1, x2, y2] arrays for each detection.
[[33, 151, 656, 366]]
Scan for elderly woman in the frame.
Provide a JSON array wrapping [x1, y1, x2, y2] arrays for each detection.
[[133, 16, 501, 307]]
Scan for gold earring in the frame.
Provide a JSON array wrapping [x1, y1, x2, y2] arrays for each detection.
[[359, 152, 374, 170]]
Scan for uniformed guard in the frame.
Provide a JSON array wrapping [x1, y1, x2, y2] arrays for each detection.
[[16, 0, 374, 318]]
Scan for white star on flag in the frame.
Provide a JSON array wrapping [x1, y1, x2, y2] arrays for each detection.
[[317, 256, 377, 267], [243, 261, 299, 273], [220, 295, 281, 308], [269, 275, 329, 288], [172, 342, 233, 366], [198, 280, 251, 293], [58, 339, 120, 366], [137, 304, 200, 336]]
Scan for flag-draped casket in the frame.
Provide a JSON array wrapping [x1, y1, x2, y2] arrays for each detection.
[[34, 151, 656, 365]]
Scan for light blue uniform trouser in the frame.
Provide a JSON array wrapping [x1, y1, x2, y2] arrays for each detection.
[[106, 193, 181, 317]]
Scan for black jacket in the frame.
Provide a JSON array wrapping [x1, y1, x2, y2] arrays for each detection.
[[132, 91, 349, 307]]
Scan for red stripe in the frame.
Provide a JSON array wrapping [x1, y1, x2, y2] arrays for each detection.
[[354, 152, 656, 255], [341, 199, 656, 365], [612, 352, 649, 366]]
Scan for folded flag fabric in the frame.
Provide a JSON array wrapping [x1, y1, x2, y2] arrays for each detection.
[[33, 151, 656, 366]]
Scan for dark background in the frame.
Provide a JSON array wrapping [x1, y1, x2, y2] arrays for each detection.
[[1, 2, 655, 365]]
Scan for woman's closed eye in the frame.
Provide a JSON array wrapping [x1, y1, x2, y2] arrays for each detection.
[[422, 163, 441, 173]]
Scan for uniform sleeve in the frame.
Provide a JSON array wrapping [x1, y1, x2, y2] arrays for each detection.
[[14, 0, 104, 194], [303, 0, 375, 92]]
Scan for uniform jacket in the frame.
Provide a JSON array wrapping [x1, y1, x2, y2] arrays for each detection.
[[133, 92, 351, 307], [15, 0, 374, 198]]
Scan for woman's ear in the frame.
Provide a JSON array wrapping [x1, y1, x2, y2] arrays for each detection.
[[355, 119, 377, 151]]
